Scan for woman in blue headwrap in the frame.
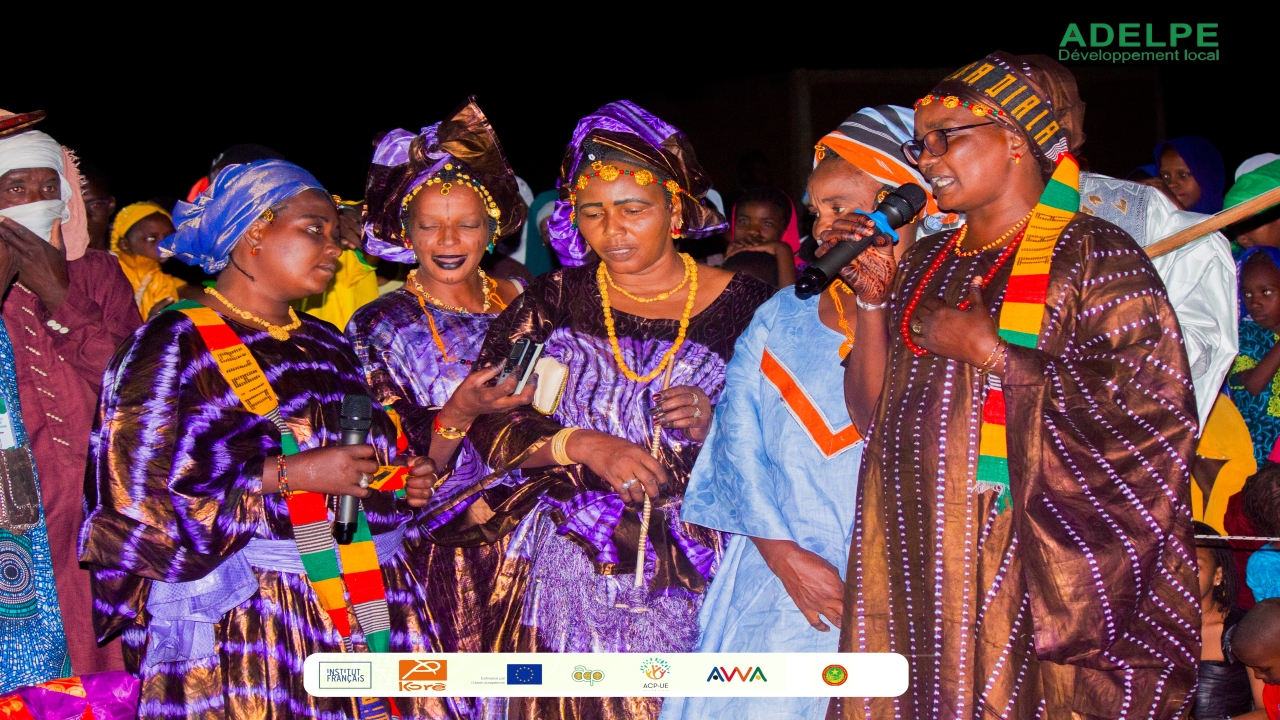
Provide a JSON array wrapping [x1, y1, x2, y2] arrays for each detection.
[[79, 160, 440, 719], [1158, 135, 1226, 213]]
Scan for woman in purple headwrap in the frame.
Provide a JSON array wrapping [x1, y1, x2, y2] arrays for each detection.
[[1158, 135, 1226, 213], [79, 160, 439, 719], [346, 99, 533, 714], [411, 100, 772, 720]]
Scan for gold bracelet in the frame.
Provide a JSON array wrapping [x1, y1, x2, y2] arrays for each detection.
[[551, 428, 577, 466], [433, 414, 467, 441], [980, 339, 1008, 373]]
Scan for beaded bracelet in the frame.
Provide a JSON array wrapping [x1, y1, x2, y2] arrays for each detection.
[[277, 455, 291, 498], [551, 428, 577, 466]]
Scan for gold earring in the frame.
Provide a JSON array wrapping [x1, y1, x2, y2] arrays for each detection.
[[1013, 153, 1022, 165]]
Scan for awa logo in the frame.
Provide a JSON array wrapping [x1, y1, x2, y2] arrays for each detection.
[[399, 659, 447, 692], [706, 666, 767, 682], [640, 657, 670, 689]]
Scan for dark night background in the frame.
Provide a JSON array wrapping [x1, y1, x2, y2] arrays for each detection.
[[5, 15, 1254, 212]]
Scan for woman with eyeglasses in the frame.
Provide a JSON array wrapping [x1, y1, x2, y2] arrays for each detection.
[[829, 52, 1200, 719]]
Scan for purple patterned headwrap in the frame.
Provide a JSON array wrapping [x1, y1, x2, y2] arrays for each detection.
[[363, 97, 525, 263], [549, 101, 726, 267]]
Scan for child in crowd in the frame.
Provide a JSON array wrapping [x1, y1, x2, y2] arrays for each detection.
[[722, 186, 797, 288], [1244, 463, 1280, 602], [1232, 248, 1280, 467], [1195, 522, 1266, 718], [1229, 598, 1280, 719]]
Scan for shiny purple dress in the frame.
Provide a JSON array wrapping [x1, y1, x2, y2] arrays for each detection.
[[347, 288, 511, 660], [433, 264, 770, 720]]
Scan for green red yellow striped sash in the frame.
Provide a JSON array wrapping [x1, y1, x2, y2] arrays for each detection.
[[976, 155, 1080, 512], [173, 302, 404, 655]]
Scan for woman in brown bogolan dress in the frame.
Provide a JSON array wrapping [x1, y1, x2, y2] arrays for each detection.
[[830, 52, 1200, 719]]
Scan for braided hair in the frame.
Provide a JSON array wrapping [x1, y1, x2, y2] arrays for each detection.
[[1193, 520, 1240, 612]]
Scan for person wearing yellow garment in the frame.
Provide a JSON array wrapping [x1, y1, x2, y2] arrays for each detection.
[[1194, 394, 1258, 534], [295, 199, 379, 328], [109, 202, 201, 318]]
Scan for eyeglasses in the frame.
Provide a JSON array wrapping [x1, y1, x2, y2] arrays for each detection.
[[900, 122, 996, 166]]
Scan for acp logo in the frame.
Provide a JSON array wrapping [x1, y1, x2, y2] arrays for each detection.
[[640, 658, 670, 680], [399, 659, 447, 692], [707, 666, 767, 682], [640, 657, 671, 689]]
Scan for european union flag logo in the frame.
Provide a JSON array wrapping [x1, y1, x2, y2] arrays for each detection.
[[507, 663, 543, 685]]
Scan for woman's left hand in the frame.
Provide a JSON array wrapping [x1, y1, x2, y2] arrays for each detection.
[[652, 386, 713, 442], [912, 278, 1001, 367], [402, 455, 439, 508]]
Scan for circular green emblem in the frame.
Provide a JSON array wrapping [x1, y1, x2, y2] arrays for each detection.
[[822, 664, 848, 687]]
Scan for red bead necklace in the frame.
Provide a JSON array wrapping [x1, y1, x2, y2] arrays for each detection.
[[901, 224, 1028, 356]]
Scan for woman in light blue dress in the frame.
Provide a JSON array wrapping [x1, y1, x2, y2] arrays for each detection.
[[663, 106, 934, 720]]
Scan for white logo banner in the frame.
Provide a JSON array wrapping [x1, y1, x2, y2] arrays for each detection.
[[305, 652, 909, 698]]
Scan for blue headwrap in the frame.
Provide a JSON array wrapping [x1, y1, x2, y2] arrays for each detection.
[[159, 159, 326, 273], [1236, 245, 1280, 320], [1156, 136, 1225, 214]]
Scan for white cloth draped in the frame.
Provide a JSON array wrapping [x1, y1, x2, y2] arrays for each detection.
[[0, 131, 73, 239], [1080, 172, 1237, 432]]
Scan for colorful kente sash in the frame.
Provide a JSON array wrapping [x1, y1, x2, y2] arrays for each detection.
[[173, 303, 406, 653], [975, 155, 1080, 512]]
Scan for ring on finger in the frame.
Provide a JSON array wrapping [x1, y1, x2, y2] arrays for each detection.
[[693, 407, 702, 419], [621, 478, 637, 489], [688, 393, 699, 408], [911, 318, 924, 335], [359, 472, 370, 488]]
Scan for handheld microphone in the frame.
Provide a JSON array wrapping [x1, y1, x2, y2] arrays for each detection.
[[794, 183, 929, 299], [334, 394, 374, 545]]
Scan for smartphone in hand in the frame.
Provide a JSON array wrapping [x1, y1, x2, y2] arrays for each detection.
[[491, 339, 543, 392]]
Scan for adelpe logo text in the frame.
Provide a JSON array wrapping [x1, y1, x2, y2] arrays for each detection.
[[706, 666, 768, 682], [399, 659, 447, 692]]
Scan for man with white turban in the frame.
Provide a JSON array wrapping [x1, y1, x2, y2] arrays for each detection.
[[0, 110, 139, 676]]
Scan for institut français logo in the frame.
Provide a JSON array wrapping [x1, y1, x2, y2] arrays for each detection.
[[399, 659, 447, 692], [1058, 23, 1219, 63]]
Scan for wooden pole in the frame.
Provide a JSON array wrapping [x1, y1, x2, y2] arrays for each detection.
[[1145, 185, 1280, 259]]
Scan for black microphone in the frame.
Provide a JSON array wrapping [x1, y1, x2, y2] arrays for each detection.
[[334, 394, 374, 545], [794, 183, 929, 299]]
